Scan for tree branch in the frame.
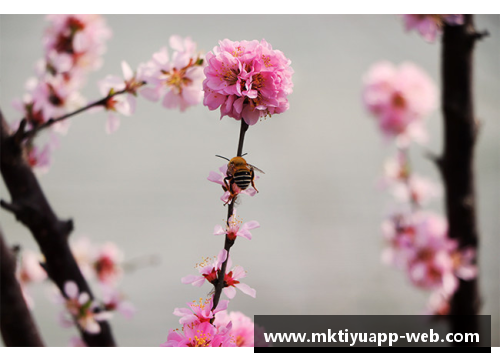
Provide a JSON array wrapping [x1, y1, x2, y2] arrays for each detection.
[[20, 84, 143, 142], [212, 120, 249, 310], [0, 108, 116, 346], [440, 14, 482, 342], [0, 228, 45, 347]]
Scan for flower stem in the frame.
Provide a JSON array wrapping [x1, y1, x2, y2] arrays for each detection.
[[212, 119, 248, 311]]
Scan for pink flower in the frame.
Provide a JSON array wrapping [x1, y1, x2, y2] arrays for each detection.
[[43, 15, 111, 75], [173, 296, 229, 326], [16, 250, 47, 285], [208, 164, 258, 203], [362, 61, 437, 143], [59, 281, 111, 334], [100, 285, 136, 319], [161, 321, 236, 347], [140, 35, 204, 111], [30, 73, 85, 129], [451, 247, 478, 281], [424, 291, 451, 315], [402, 15, 464, 42], [214, 212, 260, 241], [214, 311, 255, 347], [181, 249, 226, 287], [181, 249, 256, 299], [203, 39, 293, 125], [25, 133, 60, 175], [391, 174, 442, 206], [98, 61, 144, 134], [93, 242, 123, 285]]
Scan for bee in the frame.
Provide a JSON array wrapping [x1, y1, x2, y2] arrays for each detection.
[[216, 155, 265, 205]]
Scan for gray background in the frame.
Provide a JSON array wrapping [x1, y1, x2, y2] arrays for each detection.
[[0, 15, 498, 347]]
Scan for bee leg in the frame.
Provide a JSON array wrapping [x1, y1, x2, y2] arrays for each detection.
[[223, 176, 236, 205], [250, 169, 259, 193]]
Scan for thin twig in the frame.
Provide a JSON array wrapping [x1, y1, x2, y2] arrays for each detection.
[[212, 120, 249, 311], [21, 85, 139, 141]]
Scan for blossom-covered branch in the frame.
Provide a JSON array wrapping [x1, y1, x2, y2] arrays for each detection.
[[0, 110, 116, 346], [19, 85, 139, 141], [0, 229, 44, 346], [211, 120, 249, 310], [163, 38, 292, 347]]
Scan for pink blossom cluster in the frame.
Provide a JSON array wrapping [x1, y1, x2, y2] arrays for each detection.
[[15, 236, 134, 343], [15, 15, 111, 129], [362, 61, 437, 144], [162, 297, 236, 347], [402, 15, 464, 42], [97, 35, 204, 133], [381, 211, 477, 313], [163, 296, 266, 347], [364, 58, 478, 314], [12, 15, 111, 173], [203, 39, 294, 125], [69, 237, 135, 318]]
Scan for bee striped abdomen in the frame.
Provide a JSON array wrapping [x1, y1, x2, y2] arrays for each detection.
[[233, 170, 252, 190]]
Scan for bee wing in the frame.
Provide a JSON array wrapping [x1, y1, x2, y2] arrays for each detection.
[[248, 163, 265, 174]]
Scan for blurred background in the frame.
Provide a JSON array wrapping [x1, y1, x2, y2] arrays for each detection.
[[0, 15, 498, 347]]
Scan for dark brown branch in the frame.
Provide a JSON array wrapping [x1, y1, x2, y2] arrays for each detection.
[[212, 120, 249, 311], [0, 109, 116, 346], [0, 228, 45, 346], [440, 14, 482, 342]]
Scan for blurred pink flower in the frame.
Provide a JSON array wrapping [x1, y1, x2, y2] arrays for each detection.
[[25, 133, 60, 175], [382, 212, 476, 297], [173, 296, 229, 326], [98, 61, 144, 134], [12, 15, 110, 136], [30, 73, 85, 129], [362, 61, 437, 143], [402, 15, 464, 42], [451, 246, 477, 281], [424, 291, 451, 316], [214, 212, 260, 241], [203, 38, 294, 125], [17, 250, 47, 285], [100, 285, 136, 319], [43, 14, 111, 75], [391, 174, 442, 206], [161, 321, 236, 347], [140, 35, 204, 111], [207, 164, 258, 203], [59, 281, 111, 334], [93, 242, 123, 285], [214, 311, 255, 347]]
